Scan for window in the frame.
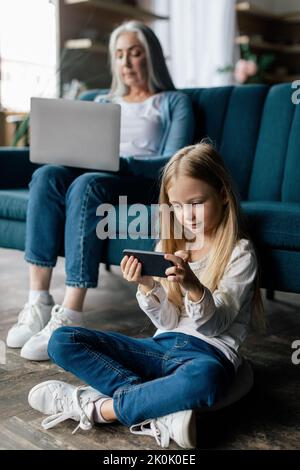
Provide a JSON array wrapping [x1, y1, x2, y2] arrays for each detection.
[[0, 0, 57, 112]]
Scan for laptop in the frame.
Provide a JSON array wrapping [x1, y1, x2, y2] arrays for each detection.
[[30, 97, 121, 171]]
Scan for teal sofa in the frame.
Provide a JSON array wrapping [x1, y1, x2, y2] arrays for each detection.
[[1, 83, 299, 296]]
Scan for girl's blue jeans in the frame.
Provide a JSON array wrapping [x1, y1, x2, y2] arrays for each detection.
[[24, 164, 158, 287], [48, 327, 235, 427]]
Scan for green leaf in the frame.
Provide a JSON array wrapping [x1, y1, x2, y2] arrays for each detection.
[[12, 114, 30, 147]]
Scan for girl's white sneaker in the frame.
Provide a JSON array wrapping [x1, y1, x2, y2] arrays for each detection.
[[130, 409, 197, 449], [28, 380, 109, 434]]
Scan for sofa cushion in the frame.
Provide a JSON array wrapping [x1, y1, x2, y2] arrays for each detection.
[[248, 84, 295, 201], [112, 200, 300, 253], [281, 97, 300, 202], [0, 218, 26, 251], [242, 200, 300, 250], [1, 191, 299, 251], [0, 189, 28, 221], [113, 204, 158, 238], [183, 85, 268, 200]]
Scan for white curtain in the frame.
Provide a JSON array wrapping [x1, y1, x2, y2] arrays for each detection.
[[140, 0, 237, 88]]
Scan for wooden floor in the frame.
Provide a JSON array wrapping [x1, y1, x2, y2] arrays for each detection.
[[0, 248, 299, 450]]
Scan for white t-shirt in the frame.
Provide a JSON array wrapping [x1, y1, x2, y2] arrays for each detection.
[[111, 94, 164, 157], [136, 238, 258, 370]]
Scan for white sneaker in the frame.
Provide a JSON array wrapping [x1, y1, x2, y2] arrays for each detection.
[[130, 409, 197, 449], [6, 296, 54, 348], [28, 380, 109, 434], [20, 304, 83, 361]]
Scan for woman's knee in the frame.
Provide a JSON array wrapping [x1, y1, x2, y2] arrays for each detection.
[[29, 166, 78, 207], [66, 172, 115, 204], [31, 165, 69, 185], [30, 165, 75, 199]]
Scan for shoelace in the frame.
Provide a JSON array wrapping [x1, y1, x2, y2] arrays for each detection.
[[41, 385, 93, 434], [38, 305, 71, 336], [130, 418, 170, 448]]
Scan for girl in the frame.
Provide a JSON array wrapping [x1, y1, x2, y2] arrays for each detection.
[[28, 143, 264, 449]]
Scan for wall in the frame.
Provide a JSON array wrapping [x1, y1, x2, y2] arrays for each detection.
[[245, 0, 275, 11], [243, 0, 300, 13], [273, 0, 300, 14]]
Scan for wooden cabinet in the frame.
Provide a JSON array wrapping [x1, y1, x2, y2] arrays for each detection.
[[58, 0, 168, 92], [236, 1, 300, 83]]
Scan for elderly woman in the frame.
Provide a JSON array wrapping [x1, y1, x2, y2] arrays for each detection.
[[6, 21, 194, 361]]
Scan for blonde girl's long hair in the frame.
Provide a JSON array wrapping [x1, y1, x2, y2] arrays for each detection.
[[158, 142, 266, 331]]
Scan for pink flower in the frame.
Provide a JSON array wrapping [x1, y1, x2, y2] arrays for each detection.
[[234, 59, 249, 83], [234, 59, 258, 84], [246, 60, 258, 77]]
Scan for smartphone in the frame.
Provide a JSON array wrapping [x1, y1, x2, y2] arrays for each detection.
[[122, 249, 174, 277]]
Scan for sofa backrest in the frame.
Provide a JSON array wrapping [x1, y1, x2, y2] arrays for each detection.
[[183, 85, 268, 200], [80, 83, 299, 202], [247, 84, 300, 203]]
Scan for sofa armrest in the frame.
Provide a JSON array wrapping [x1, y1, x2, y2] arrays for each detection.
[[0, 147, 40, 189], [120, 155, 171, 180]]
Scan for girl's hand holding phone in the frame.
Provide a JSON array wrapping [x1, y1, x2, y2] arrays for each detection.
[[164, 250, 204, 301], [120, 255, 154, 290]]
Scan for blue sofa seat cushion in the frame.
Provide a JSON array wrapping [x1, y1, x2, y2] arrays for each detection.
[[113, 205, 158, 238], [242, 201, 300, 250], [104, 202, 300, 251], [0, 189, 28, 221], [2, 190, 300, 252]]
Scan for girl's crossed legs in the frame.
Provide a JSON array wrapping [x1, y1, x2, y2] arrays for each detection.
[[47, 328, 234, 426]]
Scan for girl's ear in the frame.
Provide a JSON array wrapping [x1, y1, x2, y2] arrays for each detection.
[[220, 187, 228, 205]]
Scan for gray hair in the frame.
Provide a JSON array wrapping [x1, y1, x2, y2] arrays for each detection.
[[108, 21, 175, 97]]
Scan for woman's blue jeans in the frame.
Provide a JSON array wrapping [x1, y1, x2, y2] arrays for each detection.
[[24, 165, 159, 287], [48, 327, 235, 427]]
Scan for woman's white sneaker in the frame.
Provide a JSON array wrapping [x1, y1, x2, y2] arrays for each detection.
[[130, 409, 197, 449], [6, 296, 54, 348], [28, 380, 109, 434], [20, 304, 84, 361]]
